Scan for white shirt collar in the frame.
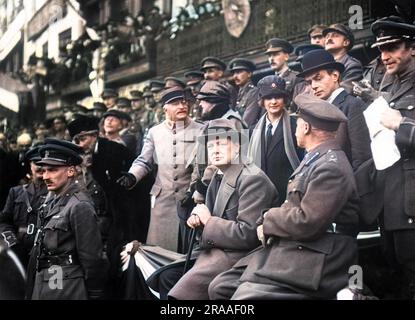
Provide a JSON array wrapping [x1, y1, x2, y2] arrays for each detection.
[[265, 115, 281, 136], [327, 87, 345, 104]]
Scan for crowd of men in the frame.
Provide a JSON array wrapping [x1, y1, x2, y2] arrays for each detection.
[[1, 13, 415, 300]]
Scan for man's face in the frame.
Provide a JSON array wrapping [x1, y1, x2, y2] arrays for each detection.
[[232, 70, 251, 87], [309, 30, 325, 46], [203, 67, 223, 81], [30, 162, 44, 183], [131, 99, 143, 110], [104, 116, 123, 134], [207, 137, 239, 168], [324, 31, 350, 53], [199, 100, 215, 117], [103, 97, 117, 109], [267, 50, 289, 72], [73, 133, 97, 153], [380, 41, 415, 75], [263, 96, 286, 118], [304, 70, 340, 100], [53, 119, 65, 131], [42, 165, 75, 194], [295, 118, 308, 148], [163, 99, 189, 122]]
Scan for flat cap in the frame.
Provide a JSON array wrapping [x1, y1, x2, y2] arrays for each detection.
[[323, 23, 355, 50], [67, 115, 100, 139], [257, 75, 288, 99], [293, 94, 347, 131], [298, 49, 345, 78], [265, 38, 294, 54], [197, 118, 245, 145], [159, 86, 185, 105], [184, 70, 204, 86], [164, 76, 186, 89], [196, 80, 230, 104], [371, 16, 415, 48], [149, 80, 165, 93], [129, 90, 143, 100], [38, 138, 83, 166], [294, 44, 323, 62], [103, 109, 132, 122], [116, 97, 131, 108], [101, 88, 118, 99], [228, 58, 256, 72], [200, 56, 226, 71]]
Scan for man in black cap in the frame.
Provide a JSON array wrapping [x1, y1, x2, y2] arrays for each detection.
[[323, 23, 363, 92], [167, 119, 278, 300], [299, 49, 371, 171], [117, 87, 203, 253], [0, 145, 48, 268], [91, 102, 107, 119], [292, 44, 323, 71], [265, 37, 304, 103], [184, 70, 204, 97], [102, 109, 133, 149], [200, 56, 237, 109], [101, 88, 119, 110], [164, 76, 186, 89], [364, 15, 415, 299], [29, 138, 108, 300], [229, 58, 262, 127], [248, 75, 303, 206], [209, 94, 360, 300], [149, 79, 166, 125], [307, 24, 328, 47]]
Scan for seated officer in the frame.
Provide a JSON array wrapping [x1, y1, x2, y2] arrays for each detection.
[[29, 139, 108, 300], [209, 94, 360, 300], [168, 119, 278, 300]]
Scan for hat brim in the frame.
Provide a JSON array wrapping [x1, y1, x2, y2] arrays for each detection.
[[298, 61, 345, 78], [37, 159, 69, 166], [197, 130, 248, 145], [164, 95, 185, 104], [260, 89, 289, 100], [230, 66, 252, 72], [201, 64, 225, 71], [371, 37, 406, 48], [187, 80, 202, 86]]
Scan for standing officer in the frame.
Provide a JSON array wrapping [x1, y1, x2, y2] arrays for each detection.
[[367, 16, 415, 299], [209, 94, 359, 300], [101, 88, 118, 110], [0, 145, 48, 267], [117, 87, 203, 252], [30, 138, 108, 300], [229, 58, 262, 127]]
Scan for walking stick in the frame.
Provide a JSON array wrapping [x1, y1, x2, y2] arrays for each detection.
[[183, 227, 197, 274]]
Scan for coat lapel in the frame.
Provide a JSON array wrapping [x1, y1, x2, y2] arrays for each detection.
[[331, 90, 347, 110], [213, 164, 244, 218], [390, 80, 414, 103]]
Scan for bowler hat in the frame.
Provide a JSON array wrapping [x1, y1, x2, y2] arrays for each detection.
[[159, 87, 186, 105], [38, 138, 83, 166], [67, 115, 100, 139], [292, 94, 347, 131], [228, 58, 256, 73], [265, 38, 294, 54], [200, 57, 227, 71], [294, 44, 323, 62], [371, 16, 415, 48], [257, 75, 288, 99], [323, 23, 355, 50], [298, 49, 345, 78]]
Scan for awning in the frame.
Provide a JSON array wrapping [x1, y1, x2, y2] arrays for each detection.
[[0, 72, 30, 113], [0, 87, 19, 113], [0, 30, 21, 61]]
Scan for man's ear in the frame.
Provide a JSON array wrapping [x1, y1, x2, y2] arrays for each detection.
[[67, 166, 76, 178], [343, 38, 350, 49]]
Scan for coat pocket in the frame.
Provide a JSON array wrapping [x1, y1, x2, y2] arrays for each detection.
[[43, 217, 69, 251], [150, 184, 162, 197], [250, 239, 333, 291]]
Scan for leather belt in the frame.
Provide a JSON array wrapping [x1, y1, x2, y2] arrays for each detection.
[[326, 223, 358, 237], [37, 254, 79, 271]]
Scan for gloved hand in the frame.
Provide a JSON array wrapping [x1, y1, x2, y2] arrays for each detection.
[[116, 171, 137, 189], [257, 224, 265, 247], [352, 80, 380, 103]]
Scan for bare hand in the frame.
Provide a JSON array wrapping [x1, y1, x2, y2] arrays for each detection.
[[188, 203, 211, 226], [380, 108, 403, 131], [257, 224, 265, 246]]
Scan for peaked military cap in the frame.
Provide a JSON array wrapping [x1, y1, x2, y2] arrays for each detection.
[[298, 49, 345, 78], [149, 80, 166, 93], [92, 102, 107, 112], [184, 70, 204, 86], [228, 58, 256, 72], [323, 23, 355, 50], [25, 144, 43, 162], [371, 16, 415, 48], [159, 86, 186, 105], [142, 86, 153, 98], [116, 97, 131, 108], [38, 138, 83, 166], [129, 90, 143, 100], [101, 88, 118, 99], [265, 38, 294, 54], [293, 94, 347, 131], [307, 24, 328, 37], [257, 75, 288, 99], [103, 109, 132, 122], [67, 115, 100, 139], [196, 80, 230, 103], [164, 77, 186, 89], [200, 56, 227, 71]]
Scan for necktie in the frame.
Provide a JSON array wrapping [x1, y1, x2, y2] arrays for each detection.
[[210, 174, 223, 202], [266, 123, 273, 152]]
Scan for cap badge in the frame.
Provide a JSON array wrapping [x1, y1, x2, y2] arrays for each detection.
[[45, 151, 50, 158], [271, 83, 277, 88]]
